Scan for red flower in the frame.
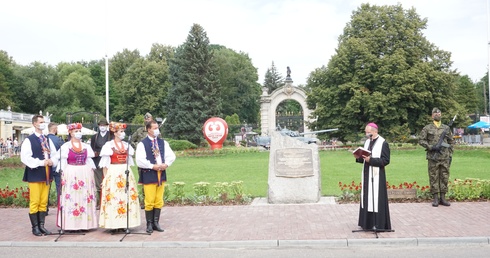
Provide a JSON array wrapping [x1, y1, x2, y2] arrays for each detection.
[[73, 209, 80, 217]]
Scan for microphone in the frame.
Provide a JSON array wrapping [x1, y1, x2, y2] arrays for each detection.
[[367, 133, 373, 139]]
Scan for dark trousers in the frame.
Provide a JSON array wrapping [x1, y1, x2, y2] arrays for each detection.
[[48, 169, 61, 207]]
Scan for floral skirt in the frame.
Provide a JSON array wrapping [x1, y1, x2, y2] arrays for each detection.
[[99, 164, 140, 229], [57, 164, 98, 230]]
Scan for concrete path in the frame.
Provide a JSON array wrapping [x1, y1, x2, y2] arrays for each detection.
[[1, 198, 489, 247]]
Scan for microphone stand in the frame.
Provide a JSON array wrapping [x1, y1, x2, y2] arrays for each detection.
[[112, 136, 151, 242], [54, 145, 85, 242], [352, 135, 394, 238]]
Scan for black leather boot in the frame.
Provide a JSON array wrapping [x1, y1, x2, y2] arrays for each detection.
[[29, 213, 42, 236], [152, 208, 164, 232], [439, 193, 451, 206], [38, 211, 51, 235], [432, 193, 439, 207], [145, 210, 154, 233]]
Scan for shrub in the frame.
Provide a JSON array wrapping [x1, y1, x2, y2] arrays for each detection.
[[0, 156, 23, 168], [407, 138, 419, 145], [167, 139, 198, 151], [172, 182, 186, 203], [338, 181, 432, 203], [213, 182, 230, 202], [448, 178, 490, 201], [0, 185, 29, 207]]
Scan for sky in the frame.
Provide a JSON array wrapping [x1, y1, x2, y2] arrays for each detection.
[[0, 0, 488, 86]]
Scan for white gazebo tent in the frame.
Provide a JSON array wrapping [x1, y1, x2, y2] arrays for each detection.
[[21, 124, 96, 136]]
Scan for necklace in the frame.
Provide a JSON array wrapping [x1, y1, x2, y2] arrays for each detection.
[[114, 140, 126, 153], [71, 139, 83, 153]]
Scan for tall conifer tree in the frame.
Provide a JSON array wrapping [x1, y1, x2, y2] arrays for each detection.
[[263, 61, 284, 94], [166, 24, 222, 144]]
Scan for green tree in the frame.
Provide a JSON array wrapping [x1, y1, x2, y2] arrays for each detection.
[[10, 62, 59, 114], [50, 62, 104, 122], [166, 24, 222, 145], [86, 59, 117, 117], [307, 4, 462, 142], [147, 43, 175, 63], [475, 73, 489, 116], [225, 113, 240, 125], [212, 45, 261, 124], [263, 61, 284, 94], [454, 75, 478, 115], [113, 58, 170, 121], [0, 51, 15, 109], [109, 49, 142, 83], [109, 49, 142, 118]]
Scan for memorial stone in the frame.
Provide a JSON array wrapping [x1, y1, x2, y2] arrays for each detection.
[[267, 131, 321, 204]]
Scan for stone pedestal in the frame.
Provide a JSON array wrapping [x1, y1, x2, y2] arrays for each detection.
[[267, 132, 321, 204]]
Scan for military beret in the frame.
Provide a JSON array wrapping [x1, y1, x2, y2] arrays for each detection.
[[432, 108, 441, 114]]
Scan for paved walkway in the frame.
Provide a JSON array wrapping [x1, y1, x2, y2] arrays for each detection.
[[0, 199, 489, 248]]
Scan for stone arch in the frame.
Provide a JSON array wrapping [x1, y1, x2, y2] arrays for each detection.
[[260, 79, 313, 136]]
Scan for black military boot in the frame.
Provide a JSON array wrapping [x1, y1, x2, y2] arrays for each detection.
[[432, 193, 439, 207], [38, 211, 51, 235], [152, 208, 164, 232], [29, 213, 42, 236], [439, 193, 451, 206], [145, 210, 154, 233]]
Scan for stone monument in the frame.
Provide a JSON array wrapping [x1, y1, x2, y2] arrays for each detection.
[[267, 131, 321, 204]]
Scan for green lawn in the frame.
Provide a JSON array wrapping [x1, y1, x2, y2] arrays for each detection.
[[2, 146, 490, 197]]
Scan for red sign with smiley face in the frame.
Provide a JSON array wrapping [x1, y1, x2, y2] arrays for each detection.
[[203, 117, 228, 150]]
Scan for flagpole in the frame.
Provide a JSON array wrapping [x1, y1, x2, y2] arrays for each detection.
[[105, 0, 110, 122], [487, 0, 490, 115], [105, 55, 109, 122]]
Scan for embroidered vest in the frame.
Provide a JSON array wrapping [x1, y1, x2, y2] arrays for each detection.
[[67, 148, 87, 165], [110, 151, 128, 164], [22, 134, 53, 183], [138, 137, 167, 184]]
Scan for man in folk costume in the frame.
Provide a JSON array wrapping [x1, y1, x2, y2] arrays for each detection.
[[90, 120, 112, 209], [355, 122, 391, 231], [136, 120, 176, 233], [21, 115, 59, 236]]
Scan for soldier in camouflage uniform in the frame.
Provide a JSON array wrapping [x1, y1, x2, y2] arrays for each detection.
[[418, 108, 454, 207], [130, 113, 153, 149], [130, 112, 153, 209]]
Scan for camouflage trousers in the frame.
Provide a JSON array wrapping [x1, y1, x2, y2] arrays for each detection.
[[427, 159, 451, 194]]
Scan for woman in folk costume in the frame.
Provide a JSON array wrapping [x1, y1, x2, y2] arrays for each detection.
[[98, 122, 140, 232], [57, 123, 98, 231], [355, 122, 391, 231]]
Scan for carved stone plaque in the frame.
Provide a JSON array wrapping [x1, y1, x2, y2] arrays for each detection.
[[275, 148, 313, 178]]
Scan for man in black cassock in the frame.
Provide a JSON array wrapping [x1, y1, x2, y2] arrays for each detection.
[[355, 122, 391, 230]]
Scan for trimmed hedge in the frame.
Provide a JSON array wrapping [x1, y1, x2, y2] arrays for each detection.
[[167, 139, 198, 151]]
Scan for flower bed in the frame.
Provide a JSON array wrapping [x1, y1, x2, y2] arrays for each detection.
[[337, 179, 490, 204]]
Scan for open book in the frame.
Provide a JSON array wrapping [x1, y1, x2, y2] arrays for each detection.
[[352, 147, 371, 159]]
